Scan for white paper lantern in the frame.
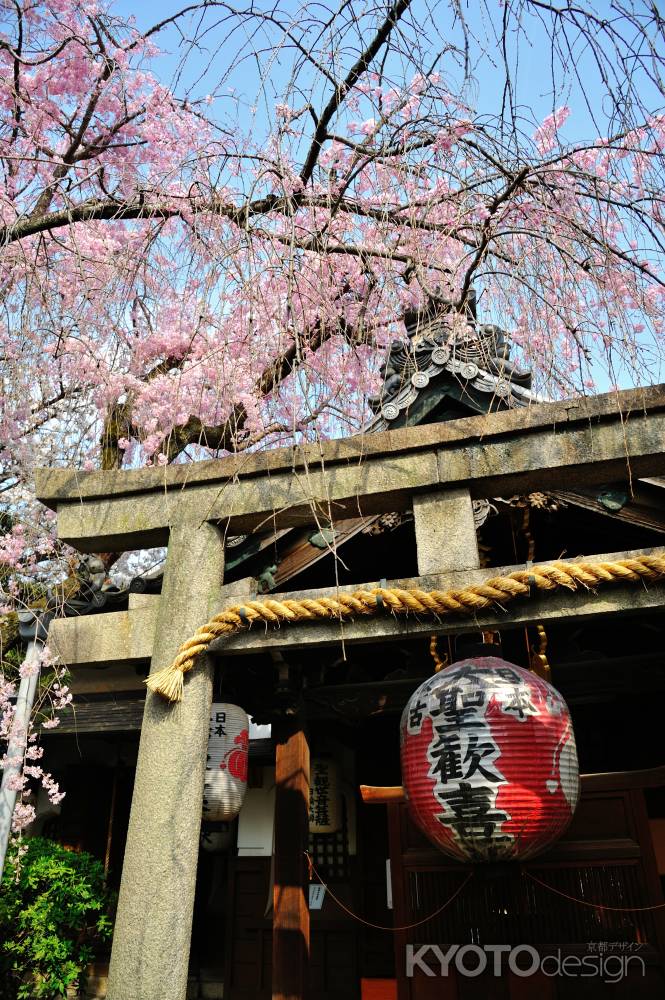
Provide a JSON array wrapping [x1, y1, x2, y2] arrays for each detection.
[[309, 758, 341, 833], [203, 703, 249, 822]]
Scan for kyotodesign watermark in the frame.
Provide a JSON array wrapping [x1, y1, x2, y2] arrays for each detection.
[[406, 943, 645, 982]]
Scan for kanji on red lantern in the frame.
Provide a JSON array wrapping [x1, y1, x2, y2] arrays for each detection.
[[400, 657, 579, 862]]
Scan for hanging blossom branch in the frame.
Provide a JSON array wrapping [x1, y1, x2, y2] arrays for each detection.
[[1, 529, 72, 836], [0, 0, 663, 489], [0, 643, 71, 834]]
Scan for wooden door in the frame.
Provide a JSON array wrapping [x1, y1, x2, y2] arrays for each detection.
[[224, 855, 361, 999], [388, 770, 665, 999]]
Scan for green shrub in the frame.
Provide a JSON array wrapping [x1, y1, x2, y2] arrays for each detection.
[[0, 837, 113, 999]]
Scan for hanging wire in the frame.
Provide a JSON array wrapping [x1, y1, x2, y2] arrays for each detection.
[[305, 851, 473, 931], [525, 870, 665, 912]]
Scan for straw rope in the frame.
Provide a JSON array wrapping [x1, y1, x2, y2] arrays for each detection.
[[146, 552, 665, 702]]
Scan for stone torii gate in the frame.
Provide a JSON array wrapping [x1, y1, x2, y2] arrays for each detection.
[[35, 385, 665, 1000]]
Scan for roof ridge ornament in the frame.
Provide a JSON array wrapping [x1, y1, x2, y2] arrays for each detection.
[[367, 292, 536, 428]]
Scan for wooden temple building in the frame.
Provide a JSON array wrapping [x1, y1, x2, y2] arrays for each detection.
[[27, 304, 665, 999]]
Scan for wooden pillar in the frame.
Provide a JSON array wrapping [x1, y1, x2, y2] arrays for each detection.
[[413, 487, 480, 575], [272, 715, 310, 1000], [107, 521, 225, 1000]]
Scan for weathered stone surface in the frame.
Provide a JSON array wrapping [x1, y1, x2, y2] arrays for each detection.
[[48, 603, 157, 670], [127, 592, 159, 611], [47, 583, 257, 673], [37, 387, 665, 551], [435, 407, 665, 497], [51, 450, 441, 550], [35, 383, 665, 505], [0, 611, 19, 651], [106, 522, 226, 1000], [413, 488, 480, 575]]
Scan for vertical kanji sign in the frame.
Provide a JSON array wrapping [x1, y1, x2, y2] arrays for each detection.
[[309, 758, 341, 833]]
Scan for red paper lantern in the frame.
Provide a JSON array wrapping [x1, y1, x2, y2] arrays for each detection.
[[400, 657, 579, 862]]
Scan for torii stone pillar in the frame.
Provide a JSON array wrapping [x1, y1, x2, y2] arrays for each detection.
[[412, 487, 480, 575], [107, 521, 225, 1000]]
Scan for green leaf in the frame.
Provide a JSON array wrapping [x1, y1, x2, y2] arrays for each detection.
[[0, 838, 114, 1000]]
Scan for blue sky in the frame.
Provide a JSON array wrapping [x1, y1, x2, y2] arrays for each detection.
[[115, 0, 657, 147], [112, 1, 664, 391]]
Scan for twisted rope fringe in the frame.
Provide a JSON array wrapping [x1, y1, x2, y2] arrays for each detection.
[[146, 552, 665, 703]]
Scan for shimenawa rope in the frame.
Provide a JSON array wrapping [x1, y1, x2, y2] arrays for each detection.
[[146, 552, 665, 702]]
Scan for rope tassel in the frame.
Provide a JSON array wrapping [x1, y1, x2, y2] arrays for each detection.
[[146, 553, 665, 702]]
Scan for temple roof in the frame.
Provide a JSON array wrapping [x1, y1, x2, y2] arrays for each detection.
[[367, 294, 537, 429]]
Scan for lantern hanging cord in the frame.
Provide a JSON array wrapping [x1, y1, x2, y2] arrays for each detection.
[[146, 551, 665, 702], [305, 851, 473, 931], [525, 870, 665, 912], [429, 635, 449, 672]]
